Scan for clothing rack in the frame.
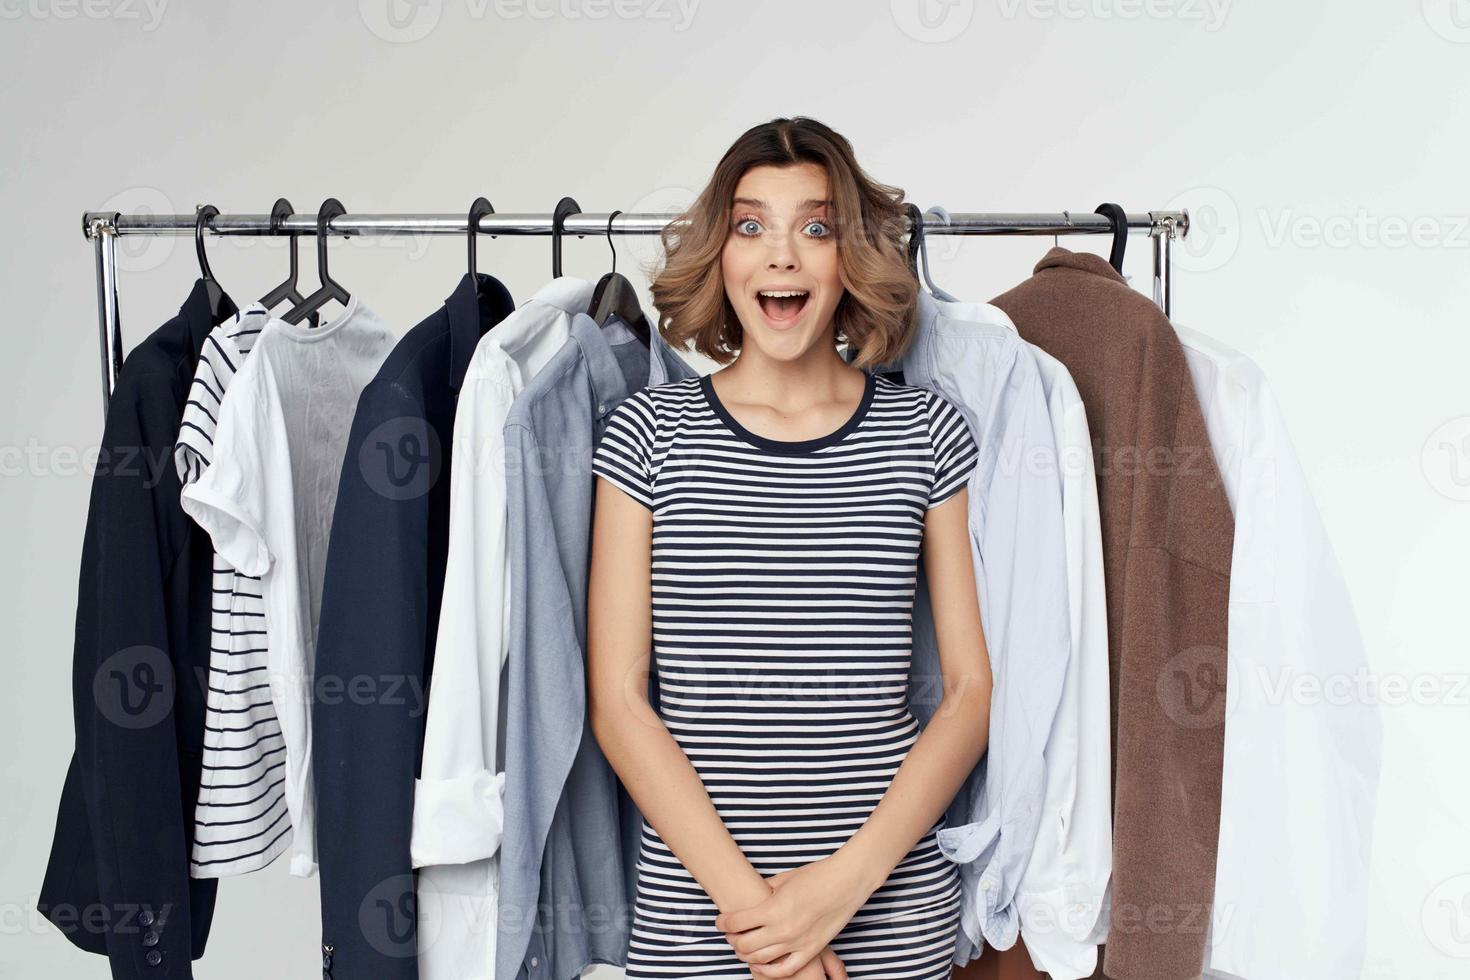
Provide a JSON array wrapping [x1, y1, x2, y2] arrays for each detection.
[[80, 207, 1190, 413]]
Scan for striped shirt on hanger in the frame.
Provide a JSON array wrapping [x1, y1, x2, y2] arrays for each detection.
[[174, 303, 291, 878]]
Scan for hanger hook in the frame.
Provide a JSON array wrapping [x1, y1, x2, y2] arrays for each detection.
[[270, 198, 297, 278], [195, 204, 220, 282], [315, 198, 346, 283], [468, 197, 495, 279], [903, 203, 925, 279], [552, 196, 581, 278], [605, 209, 623, 275]]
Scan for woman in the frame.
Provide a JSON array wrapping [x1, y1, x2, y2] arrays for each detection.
[[588, 116, 993, 980]]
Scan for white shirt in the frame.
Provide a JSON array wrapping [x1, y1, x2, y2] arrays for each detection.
[[410, 277, 592, 980], [929, 299, 1113, 976], [181, 297, 395, 877], [174, 303, 296, 878], [1175, 323, 1381, 980], [895, 292, 1071, 960]]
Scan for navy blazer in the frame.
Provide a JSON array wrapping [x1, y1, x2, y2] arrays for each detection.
[[312, 273, 515, 979], [40, 280, 237, 978]]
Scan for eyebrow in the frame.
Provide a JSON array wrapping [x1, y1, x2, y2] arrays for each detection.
[[732, 197, 832, 211]]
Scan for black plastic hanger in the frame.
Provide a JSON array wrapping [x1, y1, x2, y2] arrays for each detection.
[[587, 210, 651, 348], [194, 205, 231, 320], [904, 203, 924, 280], [551, 196, 581, 278], [467, 196, 497, 283], [283, 199, 351, 325], [257, 198, 317, 326], [1094, 203, 1128, 274]]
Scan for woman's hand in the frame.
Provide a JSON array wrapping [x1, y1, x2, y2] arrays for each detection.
[[717, 850, 875, 977], [755, 945, 849, 980]]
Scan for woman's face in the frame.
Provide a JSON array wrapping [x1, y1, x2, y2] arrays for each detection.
[[720, 162, 844, 363]]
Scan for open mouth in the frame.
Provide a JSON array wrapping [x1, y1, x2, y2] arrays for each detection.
[[756, 289, 810, 323]]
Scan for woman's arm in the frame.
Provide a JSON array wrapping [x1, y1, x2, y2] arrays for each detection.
[[715, 487, 992, 976], [586, 477, 773, 916]]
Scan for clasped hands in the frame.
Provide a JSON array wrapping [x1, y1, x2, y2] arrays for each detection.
[[714, 849, 877, 980]]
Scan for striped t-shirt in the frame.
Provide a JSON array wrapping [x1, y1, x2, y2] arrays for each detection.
[[591, 370, 980, 979], [175, 304, 291, 877]]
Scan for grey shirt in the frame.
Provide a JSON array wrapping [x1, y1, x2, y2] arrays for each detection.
[[495, 312, 698, 980]]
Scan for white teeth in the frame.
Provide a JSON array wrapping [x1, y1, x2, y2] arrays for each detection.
[[758, 290, 808, 298]]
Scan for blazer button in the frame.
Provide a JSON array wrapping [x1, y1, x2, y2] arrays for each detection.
[[138, 909, 155, 926], [142, 931, 160, 947], [144, 949, 162, 967]]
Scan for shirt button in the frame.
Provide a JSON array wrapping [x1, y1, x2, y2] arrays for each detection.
[[142, 931, 160, 947], [596, 403, 606, 414], [138, 910, 155, 926], [145, 949, 162, 967], [530, 956, 539, 967], [981, 881, 991, 892]]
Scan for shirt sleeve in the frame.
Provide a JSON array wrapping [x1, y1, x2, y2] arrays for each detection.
[[179, 354, 276, 577], [590, 391, 657, 510], [174, 327, 243, 487], [411, 371, 512, 870], [926, 391, 980, 509]]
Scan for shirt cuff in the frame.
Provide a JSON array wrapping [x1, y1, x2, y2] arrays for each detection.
[[410, 770, 506, 869]]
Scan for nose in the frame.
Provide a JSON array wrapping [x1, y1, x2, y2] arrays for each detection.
[[765, 229, 800, 271]]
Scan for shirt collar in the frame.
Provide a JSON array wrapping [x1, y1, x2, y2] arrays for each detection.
[[570, 310, 679, 418], [896, 289, 940, 389], [1032, 244, 1126, 283], [446, 272, 516, 391], [182, 277, 238, 353]]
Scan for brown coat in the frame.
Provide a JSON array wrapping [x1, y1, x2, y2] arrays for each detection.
[[991, 248, 1234, 980]]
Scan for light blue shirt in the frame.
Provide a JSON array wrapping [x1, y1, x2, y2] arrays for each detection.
[[860, 290, 1073, 962], [496, 311, 698, 980]]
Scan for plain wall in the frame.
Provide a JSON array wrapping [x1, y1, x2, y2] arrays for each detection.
[[2, 2, 1467, 977]]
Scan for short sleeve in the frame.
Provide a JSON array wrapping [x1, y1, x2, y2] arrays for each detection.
[[180, 355, 277, 576], [927, 391, 980, 509], [591, 391, 657, 510], [175, 326, 245, 486]]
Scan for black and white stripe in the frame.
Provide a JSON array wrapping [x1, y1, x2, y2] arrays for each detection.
[[591, 371, 978, 978], [175, 304, 292, 877]]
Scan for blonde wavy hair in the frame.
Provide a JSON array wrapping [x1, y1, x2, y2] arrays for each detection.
[[648, 117, 918, 370]]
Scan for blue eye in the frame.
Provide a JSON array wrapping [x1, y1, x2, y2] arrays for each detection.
[[736, 218, 763, 236], [804, 220, 831, 238]]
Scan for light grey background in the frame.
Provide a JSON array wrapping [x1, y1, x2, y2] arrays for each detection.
[[2, 2, 1467, 977]]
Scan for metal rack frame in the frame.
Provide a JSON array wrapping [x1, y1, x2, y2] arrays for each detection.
[[81, 207, 1189, 413]]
